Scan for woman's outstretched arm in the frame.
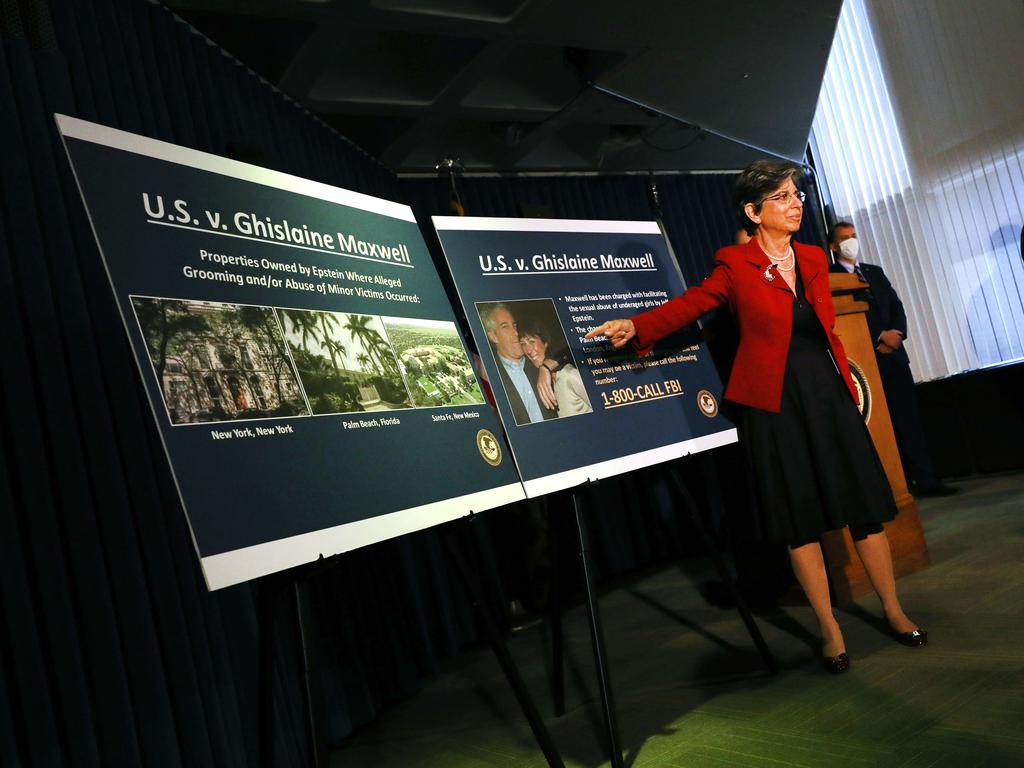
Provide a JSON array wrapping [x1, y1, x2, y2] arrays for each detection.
[[585, 256, 733, 351]]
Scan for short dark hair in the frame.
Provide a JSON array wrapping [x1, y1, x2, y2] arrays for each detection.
[[517, 321, 550, 345], [829, 220, 855, 246], [733, 159, 805, 235]]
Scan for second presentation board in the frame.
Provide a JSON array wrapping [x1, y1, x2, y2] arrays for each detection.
[[434, 217, 738, 496]]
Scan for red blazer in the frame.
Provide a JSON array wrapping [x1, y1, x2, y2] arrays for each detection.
[[631, 239, 858, 413]]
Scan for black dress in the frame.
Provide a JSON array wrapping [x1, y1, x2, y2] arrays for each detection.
[[741, 262, 897, 545]]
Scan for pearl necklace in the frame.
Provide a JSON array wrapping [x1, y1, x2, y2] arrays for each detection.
[[763, 244, 795, 272]]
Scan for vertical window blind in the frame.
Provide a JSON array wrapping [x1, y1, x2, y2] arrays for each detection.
[[811, 0, 1024, 381]]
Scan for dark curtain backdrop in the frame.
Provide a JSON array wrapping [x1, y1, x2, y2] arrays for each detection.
[[0, 1, 469, 765], [0, 0, 828, 765]]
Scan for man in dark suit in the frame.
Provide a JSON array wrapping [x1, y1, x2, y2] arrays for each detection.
[[829, 221, 956, 496], [480, 303, 557, 425]]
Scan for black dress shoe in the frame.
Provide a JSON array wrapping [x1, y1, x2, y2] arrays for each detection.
[[892, 628, 928, 647], [822, 652, 851, 674], [915, 483, 958, 497]]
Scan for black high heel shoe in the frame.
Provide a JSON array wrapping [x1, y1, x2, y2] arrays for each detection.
[[892, 628, 928, 647], [822, 651, 851, 674]]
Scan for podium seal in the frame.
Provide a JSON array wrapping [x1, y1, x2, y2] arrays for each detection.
[[846, 358, 872, 422]]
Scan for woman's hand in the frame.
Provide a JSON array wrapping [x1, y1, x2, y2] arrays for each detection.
[[536, 365, 557, 410], [585, 319, 636, 348]]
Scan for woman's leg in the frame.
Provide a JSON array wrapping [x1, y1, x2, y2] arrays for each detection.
[[788, 541, 845, 656], [851, 530, 918, 633]]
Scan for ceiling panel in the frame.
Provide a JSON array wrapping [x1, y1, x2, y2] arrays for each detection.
[[166, 0, 842, 173]]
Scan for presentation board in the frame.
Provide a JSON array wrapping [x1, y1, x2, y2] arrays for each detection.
[[434, 217, 737, 497], [57, 115, 524, 590]]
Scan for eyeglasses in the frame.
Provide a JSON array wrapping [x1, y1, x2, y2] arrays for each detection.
[[761, 189, 806, 205]]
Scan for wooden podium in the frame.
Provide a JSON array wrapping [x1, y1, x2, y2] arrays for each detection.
[[822, 272, 930, 603]]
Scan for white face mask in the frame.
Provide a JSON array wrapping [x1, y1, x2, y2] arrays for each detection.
[[838, 237, 860, 262]]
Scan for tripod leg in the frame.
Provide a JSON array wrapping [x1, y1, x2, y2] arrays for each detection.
[[668, 466, 778, 674], [259, 578, 278, 768], [294, 579, 329, 767], [572, 489, 624, 768], [444, 524, 565, 768], [548, 494, 565, 716]]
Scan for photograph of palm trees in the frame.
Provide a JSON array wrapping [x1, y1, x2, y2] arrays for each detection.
[[278, 310, 412, 414], [381, 317, 486, 407], [130, 297, 310, 425]]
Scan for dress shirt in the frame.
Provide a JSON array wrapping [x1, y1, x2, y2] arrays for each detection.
[[499, 354, 543, 423]]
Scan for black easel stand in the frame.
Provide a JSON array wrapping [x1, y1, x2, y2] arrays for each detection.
[[571, 484, 625, 768], [259, 560, 337, 768], [443, 515, 566, 768], [541, 484, 624, 762], [544, 465, 776, 767], [294, 576, 330, 767], [547, 493, 566, 718], [257, 516, 565, 768], [258, 573, 281, 768], [666, 458, 777, 674]]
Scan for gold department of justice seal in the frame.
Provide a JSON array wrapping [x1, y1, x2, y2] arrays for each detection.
[[476, 428, 502, 466], [696, 389, 718, 418]]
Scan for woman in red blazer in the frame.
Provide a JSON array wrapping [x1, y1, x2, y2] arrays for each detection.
[[628, 236, 858, 412], [588, 160, 926, 673]]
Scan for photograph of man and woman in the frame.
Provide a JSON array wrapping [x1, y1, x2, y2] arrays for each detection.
[[476, 299, 593, 426]]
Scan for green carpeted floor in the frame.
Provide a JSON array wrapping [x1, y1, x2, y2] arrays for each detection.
[[334, 473, 1024, 767]]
